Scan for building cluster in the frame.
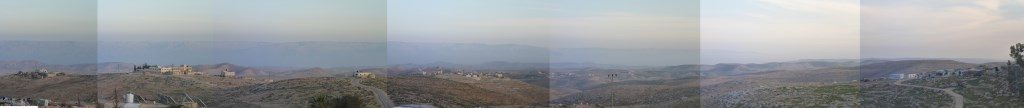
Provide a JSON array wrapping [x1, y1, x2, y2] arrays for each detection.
[[355, 71, 375, 79], [133, 64, 197, 75], [14, 68, 65, 79], [453, 72, 506, 80], [420, 67, 507, 80], [418, 67, 447, 76], [132, 63, 236, 78], [889, 66, 995, 80]]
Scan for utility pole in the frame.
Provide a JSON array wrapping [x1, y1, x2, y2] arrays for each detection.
[[113, 88, 119, 108], [607, 73, 617, 106]]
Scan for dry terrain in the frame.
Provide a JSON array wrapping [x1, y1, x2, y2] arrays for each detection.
[[1, 73, 378, 108]]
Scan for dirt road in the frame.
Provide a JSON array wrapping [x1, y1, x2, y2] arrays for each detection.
[[894, 79, 963, 108], [352, 78, 395, 108]]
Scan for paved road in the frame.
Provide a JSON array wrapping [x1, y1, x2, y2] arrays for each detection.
[[894, 79, 964, 108], [352, 78, 396, 108]]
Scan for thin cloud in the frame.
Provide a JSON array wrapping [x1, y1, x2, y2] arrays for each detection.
[[862, 0, 1024, 59]]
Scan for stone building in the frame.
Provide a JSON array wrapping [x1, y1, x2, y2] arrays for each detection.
[[219, 68, 236, 78], [165, 64, 194, 75]]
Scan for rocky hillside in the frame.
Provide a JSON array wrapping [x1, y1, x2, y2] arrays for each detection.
[[381, 76, 546, 107], [0, 74, 97, 103], [212, 77, 376, 108], [1, 73, 376, 108], [552, 77, 701, 107], [94, 73, 272, 107]]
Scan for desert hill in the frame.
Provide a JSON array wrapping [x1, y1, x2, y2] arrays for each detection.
[[98, 74, 376, 107], [0, 72, 378, 107], [210, 77, 376, 108], [0, 74, 97, 103], [381, 76, 546, 107], [552, 77, 700, 107], [260, 67, 343, 80], [94, 73, 269, 105]]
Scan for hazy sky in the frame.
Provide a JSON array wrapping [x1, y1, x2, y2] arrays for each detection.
[[388, 0, 700, 65], [99, 0, 384, 42], [388, 0, 552, 47], [701, 0, 861, 64], [388, 0, 699, 49], [8, 0, 1020, 65], [0, 0, 96, 41], [862, 0, 1024, 60], [550, 0, 699, 49]]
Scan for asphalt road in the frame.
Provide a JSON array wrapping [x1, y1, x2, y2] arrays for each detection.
[[894, 79, 964, 108], [352, 78, 396, 108]]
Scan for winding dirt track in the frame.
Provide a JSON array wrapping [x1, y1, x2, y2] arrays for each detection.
[[894, 79, 963, 108], [352, 78, 395, 108]]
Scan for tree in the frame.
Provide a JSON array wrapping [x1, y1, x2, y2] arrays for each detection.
[[1012, 43, 1024, 68], [1010, 43, 1024, 99]]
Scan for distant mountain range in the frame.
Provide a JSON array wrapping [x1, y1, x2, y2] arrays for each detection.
[[0, 60, 108, 74], [0, 60, 349, 79], [1, 41, 1010, 68], [99, 41, 386, 67], [700, 60, 861, 76], [386, 42, 548, 65], [4, 41, 697, 67], [854, 60, 979, 78], [861, 58, 1004, 64], [0, 41, 97, 65]]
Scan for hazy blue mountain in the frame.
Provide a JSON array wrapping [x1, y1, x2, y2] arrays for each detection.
[[0, 60, 133, 75], [389, 42, 700, 66], [8, 41, 711, 67], [387, 42, 549, 65], [98, 41, 386, 67], [862, 58, 1004, 64], [854, 60, 978, 78], [0, 41, 97, 65], [701, 60, 861, 76], [551, 48, 699, 66]]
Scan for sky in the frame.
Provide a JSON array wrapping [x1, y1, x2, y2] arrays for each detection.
[[387, 0, 553, 47], [701, 0, 861, 64], [388, 0, 699, 49], [549, 0, 699, 49], [0, 0, 97, 64], [862, 0, 1024, 61], [388, 0, 700, 65], [0, 0, 96, 41], [5, 0, 1021, 65], [98, 0, 385, 42], [3, 0, 385, 42]]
